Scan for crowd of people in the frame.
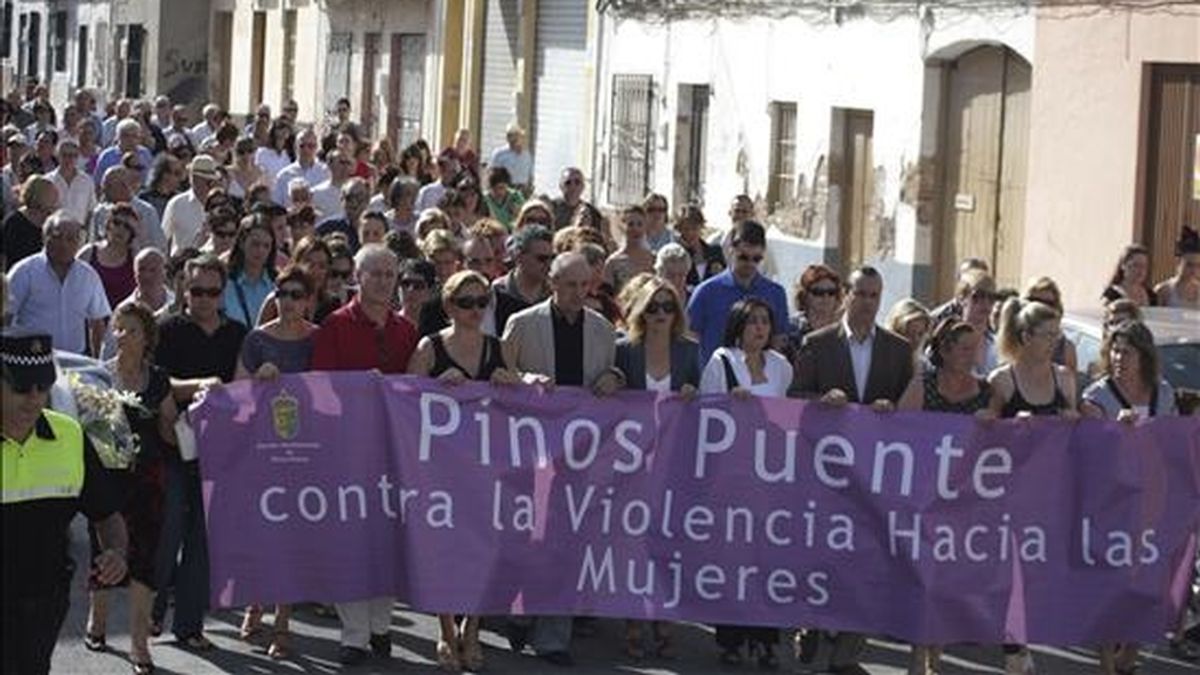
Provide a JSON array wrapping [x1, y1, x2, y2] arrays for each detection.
[[2, 82, 1199, 675]]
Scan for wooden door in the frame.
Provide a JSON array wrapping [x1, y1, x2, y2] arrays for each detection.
[[250, 11, 266, 109], [1140, 64, 1200, 283], [938, 46, 1030, 297], [361, 33, 380, 140], [836, 108, 875, 272]]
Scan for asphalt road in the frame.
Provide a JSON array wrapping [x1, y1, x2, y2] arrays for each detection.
[[51, 518, 1199, 674]]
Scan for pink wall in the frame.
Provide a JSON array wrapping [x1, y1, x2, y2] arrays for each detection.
[[1023, 8, 1199, 310]]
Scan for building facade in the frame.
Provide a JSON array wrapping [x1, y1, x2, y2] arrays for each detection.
[[4, 0, 212, 108]]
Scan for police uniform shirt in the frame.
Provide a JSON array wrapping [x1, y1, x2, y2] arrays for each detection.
[[2, 413, 126, 601]]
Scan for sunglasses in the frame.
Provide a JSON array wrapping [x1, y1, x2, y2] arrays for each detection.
[[644, 300, 678, 315], [808, 286, 839, 298], [188, 286, 222, 298], [329, 269, 352, 280], [451, 295, 490, 310], [970, 290, 998, 302], [213, 229, 236, 239], [524, 218, 551, 227], [277, 287, 308, 301], [737, 254, 764, 264], [534, 254, 555, 264], [647, 207, 667, 214], [399, 278, 429, 291]]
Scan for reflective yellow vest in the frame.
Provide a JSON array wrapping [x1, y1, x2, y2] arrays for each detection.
[[1, 410, 86, 505]]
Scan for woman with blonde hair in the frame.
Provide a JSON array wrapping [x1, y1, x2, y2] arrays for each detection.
[[512, 199, 555, 231], [407, 269, 519, 671], [885, 298, 931, 368], [1023, 276, 1078, 373], [986, 297, 1077, 674], [614, 276, 698, 660]]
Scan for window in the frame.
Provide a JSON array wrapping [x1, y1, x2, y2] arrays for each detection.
[[76, 24, 88, 87], [282, 10, 298, 109], [767, 101, 797, 213], [23, 12, 40, 80], [51, 10, 66, 72], [607, 74, 655, 206], [2, 2, 13, 60], [323, 32, 353, 119], [124, 24, 145, 98]]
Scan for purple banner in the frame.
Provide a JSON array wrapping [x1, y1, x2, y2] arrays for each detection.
[[194, 372, 1200, 645]]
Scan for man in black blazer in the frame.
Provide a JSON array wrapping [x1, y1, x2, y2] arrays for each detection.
[[789, 266, 912, 675], [791, 266, 912, 407]]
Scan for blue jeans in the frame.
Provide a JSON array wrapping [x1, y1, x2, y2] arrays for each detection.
[[152, 460, 209, 638]]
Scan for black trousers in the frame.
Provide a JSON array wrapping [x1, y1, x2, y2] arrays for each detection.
[[2, 591, 70, 675]]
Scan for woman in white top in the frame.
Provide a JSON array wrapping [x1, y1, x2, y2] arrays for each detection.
[[699, 296, 792, 668], [253, 119, 293, 184], [701, 297, 793, 399]]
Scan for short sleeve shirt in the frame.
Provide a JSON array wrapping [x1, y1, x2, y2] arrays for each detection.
[[686, 270, 789, 367], [6, 253, 112, 354]]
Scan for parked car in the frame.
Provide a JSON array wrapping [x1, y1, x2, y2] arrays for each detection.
[[1061, 307, 1200, 414]]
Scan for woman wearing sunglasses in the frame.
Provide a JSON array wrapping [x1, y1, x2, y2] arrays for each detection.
[[783, 264, 843, 363], [232, 266, 317, 659], [613, 276, 698, 660], [407, 270, 518, 671]]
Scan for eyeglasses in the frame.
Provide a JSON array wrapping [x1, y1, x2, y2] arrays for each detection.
[[737, 254, 764, 264], [644, 300, 678, 315], [399, 278, 429, 291], [188, 286, 222, 298], [807, 286, 839, 298], [451, 295, 490, 310], [329, 269, 352, 280], [277, 287, 308, 301]]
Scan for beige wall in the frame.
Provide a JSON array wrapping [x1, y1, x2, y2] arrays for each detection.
[[1023, 7, 1200, 309]]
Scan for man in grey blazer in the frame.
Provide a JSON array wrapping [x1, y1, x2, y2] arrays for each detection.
[[499, 251, 623, 666], [789, 266, 912, 675]]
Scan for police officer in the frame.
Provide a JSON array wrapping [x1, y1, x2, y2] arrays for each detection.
[[2, 329, 128, 674]]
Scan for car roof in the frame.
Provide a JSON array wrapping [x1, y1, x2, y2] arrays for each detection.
[[1063, 307, 1199, 345]]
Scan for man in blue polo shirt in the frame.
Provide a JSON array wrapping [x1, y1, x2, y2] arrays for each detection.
[[687, 220, 788, 367]]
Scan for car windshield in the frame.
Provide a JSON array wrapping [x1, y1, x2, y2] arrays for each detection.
[[1160, 343, 1200, 391]]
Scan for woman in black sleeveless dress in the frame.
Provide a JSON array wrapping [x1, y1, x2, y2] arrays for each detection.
[[986, 298, 1078, 675], [407, 270, 519, 671], [898, 319, 994, 674]]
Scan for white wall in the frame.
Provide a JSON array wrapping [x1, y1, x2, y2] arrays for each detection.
[[596, 7, 1032, 308]]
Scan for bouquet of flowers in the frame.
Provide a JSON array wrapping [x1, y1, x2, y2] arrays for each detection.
[[65, 371, 146, 469]]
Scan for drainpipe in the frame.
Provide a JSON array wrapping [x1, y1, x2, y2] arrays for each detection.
[[589, 4, 606, 206]]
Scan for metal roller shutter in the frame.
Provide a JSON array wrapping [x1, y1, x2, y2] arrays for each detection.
[[480, 0, 521, 156], [531, 0, 588, 196]]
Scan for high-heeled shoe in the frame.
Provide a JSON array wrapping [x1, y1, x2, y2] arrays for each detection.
[[239, 605, 264, 640], [267, 630, 290, 660], [436, 638, 462, 672]]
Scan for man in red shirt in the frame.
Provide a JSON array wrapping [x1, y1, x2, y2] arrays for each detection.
[[311, 244, 416, 374], [309, 243, 415, 665]]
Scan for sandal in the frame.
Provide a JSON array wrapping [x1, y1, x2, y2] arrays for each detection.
[[84, 633, 107, 652], [460, 636, 485, 671], [436, 639, 461, 672], [267, 630, 290, 660], [239, 606, 264, 640], [131, 660, 155, 675]]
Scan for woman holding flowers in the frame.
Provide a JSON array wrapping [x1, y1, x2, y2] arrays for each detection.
[[83, 302, 178, 674]]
